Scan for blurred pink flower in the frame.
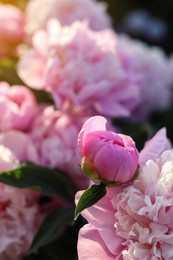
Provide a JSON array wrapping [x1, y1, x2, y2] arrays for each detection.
[[18, 20, 139, 117], [0, 130, 39, 163], [77, 128, 173, 259], [0, 145, 43, 260], [0, 82, 37, 131], [117, 35, 173, 120], [0, 144, 19, 172], [78, 116, 139, 183], [0, 4, 25, 57], [30, 105, 91, 188], [25, 0, 111, 38]]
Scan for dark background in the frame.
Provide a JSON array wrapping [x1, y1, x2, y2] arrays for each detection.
[[98, 0, 173, 53]]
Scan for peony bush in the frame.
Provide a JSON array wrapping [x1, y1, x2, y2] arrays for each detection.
[[0, 0, 173, 259]]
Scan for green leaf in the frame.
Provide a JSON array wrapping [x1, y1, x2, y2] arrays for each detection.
[[0, 162, 77, 202], [74, 183, 107, 220], [23, 256, 36, 260], [0, 58, 16, 68], [28, 207, 74, 254], [0, 58, 24, 85], [32, 89, 54, 104]]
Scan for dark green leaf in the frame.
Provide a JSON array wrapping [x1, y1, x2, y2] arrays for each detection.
[[74, 183, 106, 220], [23, 256, 36, 260], [32, 89, 54, 104], [0, 162, 77, 202], [24, 215, 83, 260], [28, 207, 74, 254]]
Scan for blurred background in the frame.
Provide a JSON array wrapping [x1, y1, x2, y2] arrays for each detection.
[[2, 0, 173, 52], [99, 0, 173, 53]]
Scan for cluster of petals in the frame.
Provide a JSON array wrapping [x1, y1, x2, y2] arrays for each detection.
[[18, 20, 139, 117], [29, 105, 91, 188], [0, 4, 25, 57], [117, 35, 173, 120], [77, 128, 173, 259], [0, 144, 43, 260], [114, 149, 173, 259], [25, 0, 111, 38], [0, 82, 37, 132]]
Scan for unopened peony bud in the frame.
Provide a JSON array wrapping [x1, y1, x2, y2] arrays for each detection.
[[78, 116, 139, 185]]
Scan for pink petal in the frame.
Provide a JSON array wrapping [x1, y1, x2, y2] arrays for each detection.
[[32, 30, 48, 56], [95, 100, 130, 117], [139, 128, 171, 165], [17, 50, 46, 89], [78, 116, 107, 155], [76, 187, 124, 255], [78, 224, 115, 260]]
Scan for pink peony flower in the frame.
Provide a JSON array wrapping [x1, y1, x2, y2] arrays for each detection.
[[78, 116, 139, 184], [0, 145, 43, 260], [25, 0, 111, 38], [29, 105, 91, 188], [117, 35, 173, 120], [114, 149, 173, 259], [77, 128, 173, 259], [18, 20, 139, 117], [0, 4, 25, 57], [0, 82, 37, 131]]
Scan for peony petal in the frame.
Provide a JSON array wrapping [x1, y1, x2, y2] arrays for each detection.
[[76, 187, 124, 255], [78, 116, 107, 155], [18, 50, 46, 89], [139, 128, 171, 165], [78, 224, 115, 260]]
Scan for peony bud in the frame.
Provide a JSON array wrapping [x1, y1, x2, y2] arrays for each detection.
[[78, 116, 139, 184]]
